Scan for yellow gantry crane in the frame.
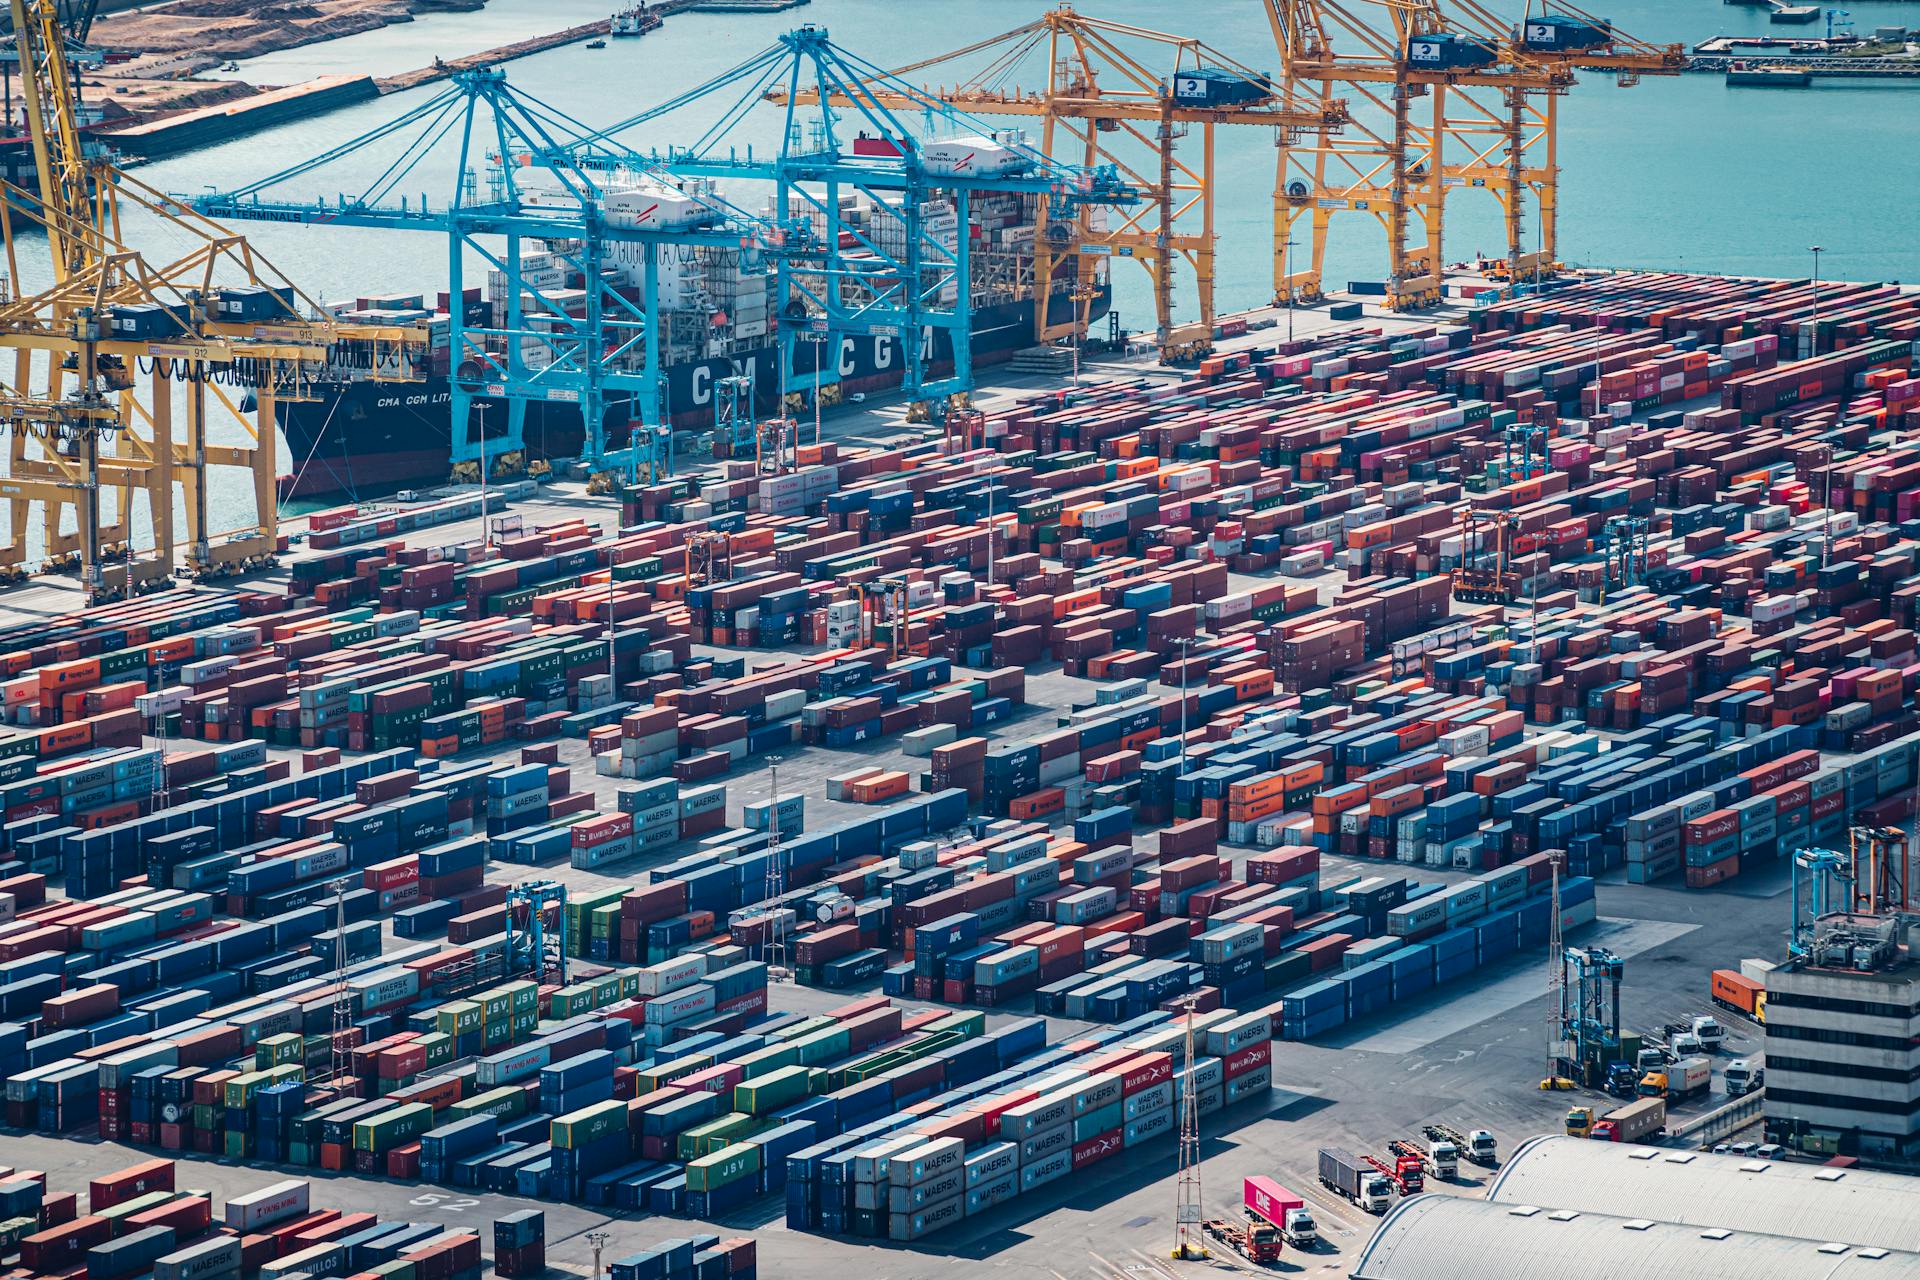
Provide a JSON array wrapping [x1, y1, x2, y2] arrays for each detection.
[[776, 6, 1348, 361], [0, 0, 429, 600], [1262, 0, 1681, 310]]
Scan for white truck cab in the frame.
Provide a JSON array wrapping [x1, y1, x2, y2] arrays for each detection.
[[1692, 1015, 1727, 1052], [1283, 1207, 1318, 1248], [1362, 1173, 1392, 1214], [1724, 1058, 1763, 1097]]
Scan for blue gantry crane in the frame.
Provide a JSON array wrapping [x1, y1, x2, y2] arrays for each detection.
[[191, 27, 1134, 485], [544, 24, 1135, 420], [505, 879, 569, 984], [193, 67, 789, 485]]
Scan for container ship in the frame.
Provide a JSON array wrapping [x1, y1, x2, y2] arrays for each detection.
[[258, 180, 1110, 502]]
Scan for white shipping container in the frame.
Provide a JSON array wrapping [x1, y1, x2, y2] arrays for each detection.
[[154, 1236, 242, 1280], [637, 951, 714, 997], [225, 1179, 310, 1232], [642, 983, 715, 1025]]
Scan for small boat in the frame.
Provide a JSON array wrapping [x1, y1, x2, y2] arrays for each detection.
[[586, 37, 607, 48]]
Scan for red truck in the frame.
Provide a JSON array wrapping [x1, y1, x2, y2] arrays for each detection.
[[1365, 1151, 1423, 1196], [1203, 1217, 1279, 1264]]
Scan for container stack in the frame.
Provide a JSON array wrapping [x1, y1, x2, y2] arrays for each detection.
[[0, 1165, 496, 1280], [491, 1211, 544, 1278], [609, 1236, 757, 1280], [784, 1005, 1273, 1241]]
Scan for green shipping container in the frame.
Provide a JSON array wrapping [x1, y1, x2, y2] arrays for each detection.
[[733, 1065, 811, 1116], [637, 1056, 711, 1094], [552, 1099, 628, 1149], [769, 1015, 830, 1043], [676, 1112, 758, 1161], [99, 1191, 177, 1228], [451, 1086, 527, 1123], [255, 1033, 303, 1069], [369, 1261, 416, 1280], [924, 1012, 985, 1039], [729, 1043, 799, 1078], [793, 1028, 851, 1067], [684, 1141, 761, 1192], [354, 1102, 434, 1153], [417, 1032, 454, 1068]]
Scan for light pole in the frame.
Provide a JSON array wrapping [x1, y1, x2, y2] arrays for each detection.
[[1071, 279, 1096, 389], [587, 1231, 610, 1280], [1176, 636, 1192, 778], [801, 330, 827, 446], [1818, 442, 1834, 571], [984, 480, 995, 588], [476, 402, 489, 551], [605, 551, 617, 702], [1282, 237, 1297, 344], [1808, 245, 1824, 358]]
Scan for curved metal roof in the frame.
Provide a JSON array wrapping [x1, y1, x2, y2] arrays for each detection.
[[1486, 1135, 1920, 1253], [1351, 1194, 1920, 1280]]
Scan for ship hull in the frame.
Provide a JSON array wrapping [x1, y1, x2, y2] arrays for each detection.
[[272, 288, 1107, 502]]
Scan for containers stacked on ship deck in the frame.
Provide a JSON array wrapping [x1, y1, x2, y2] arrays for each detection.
[[784, 1005, 1274, 1241]]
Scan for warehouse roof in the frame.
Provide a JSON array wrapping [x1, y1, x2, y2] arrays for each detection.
[[1350, 1194, 1920, 1280], [1486, 1135, 1920, 1253]]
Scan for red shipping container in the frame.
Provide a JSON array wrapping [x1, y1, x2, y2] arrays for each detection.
[[1119, 1052, 1173, 1095], [1072, 1129, 1124, 1170], [88, 1158, 174, 1210], [1223, 1040, 1272, 1079]]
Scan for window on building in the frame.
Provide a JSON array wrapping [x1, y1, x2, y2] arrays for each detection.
[[1767, 990, 1920, 1020], [1767, 1024, 1920, 1053]]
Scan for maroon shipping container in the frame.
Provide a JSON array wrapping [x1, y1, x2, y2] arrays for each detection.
[[43, 983, 119, 1029], [88, 1158, 175, 1211], [21, 1215, 111, 1269]]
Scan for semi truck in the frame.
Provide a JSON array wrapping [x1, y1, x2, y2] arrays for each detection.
[[1365, 1151, 1423, 1196], [1591, 1097, 1667, 1143], [1318, 1148, 1392, 1214], [1425, 1123, 1497, 1166], [1391, 1135, 1456, 1181], [1639, 1055, 1710, 1101], [1604, 1061, 1641, 1097], [1724, 1058, 1764, 1097], [1243, 1176, 1318, 1248], [1711, 968, 1766, 1024]]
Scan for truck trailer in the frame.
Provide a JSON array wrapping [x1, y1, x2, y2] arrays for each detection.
[[1639, 1054, 1710, 1101], [1592, 1096, 1667, 1143], [1243, 1176, 1318, 1248], [1318, 1148, 1391, 1214], [1425, 1123, 1497, 1166]]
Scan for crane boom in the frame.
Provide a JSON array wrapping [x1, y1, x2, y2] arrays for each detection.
[[9, 0, 96, 282]]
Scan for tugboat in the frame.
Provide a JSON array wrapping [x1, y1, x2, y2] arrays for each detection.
[[586, 36, 608, 48]]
